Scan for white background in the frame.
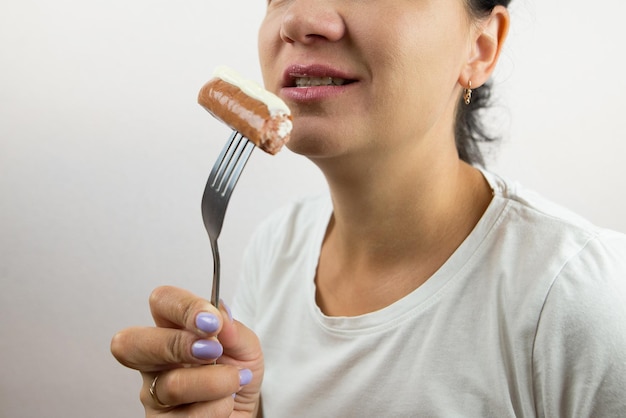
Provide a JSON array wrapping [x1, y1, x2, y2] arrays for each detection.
[[1, 0, 625, 416]]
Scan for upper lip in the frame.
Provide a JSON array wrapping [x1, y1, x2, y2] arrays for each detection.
[[282, 64, 358, 87]]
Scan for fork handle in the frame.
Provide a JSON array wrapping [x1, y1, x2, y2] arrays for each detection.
[[210, 239, 221, 308]]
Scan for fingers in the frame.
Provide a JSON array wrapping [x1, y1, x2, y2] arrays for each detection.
[[111, 287, 245, 373], [111, 286, 238, 372], [111, 286, 263, 417], [111, 326, 224, 372], [141, 365, 250, 412], [217, 317, 264, 366], [149, 286, 224, 335]]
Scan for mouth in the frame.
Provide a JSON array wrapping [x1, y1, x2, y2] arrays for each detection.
[[293, 76, 352, 87], [283, 64, 358, 88]]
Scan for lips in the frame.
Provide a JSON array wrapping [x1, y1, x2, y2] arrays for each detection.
[[280, 64, 358, 102]]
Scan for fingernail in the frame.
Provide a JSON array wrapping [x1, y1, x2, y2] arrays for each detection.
[[239, 368, 253, 386], [220, 299, 233, 323], [195, 312, 220, 333], [191, 340, 223, 360]]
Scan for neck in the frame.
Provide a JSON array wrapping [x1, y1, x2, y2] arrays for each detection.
[[318, 146, 490, 254], [312, 142, 493, 316]]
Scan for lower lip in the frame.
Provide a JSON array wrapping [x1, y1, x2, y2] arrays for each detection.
[[280, 84, 355, 103]]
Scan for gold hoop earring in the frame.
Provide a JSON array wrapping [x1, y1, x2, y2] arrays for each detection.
[[464, 81, 473, 105]]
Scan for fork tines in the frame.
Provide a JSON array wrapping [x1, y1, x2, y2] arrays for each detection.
[[201, 130, 255, 307], [209, 131, 255, 199]]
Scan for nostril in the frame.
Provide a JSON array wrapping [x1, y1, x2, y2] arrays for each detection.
[[279, 8, 346, 45], [279, 28, 296, 44], [305, 34, 328, 41]]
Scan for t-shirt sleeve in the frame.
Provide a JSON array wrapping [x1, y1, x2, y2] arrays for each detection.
[[231, 199, 300, 329], [533, 231, 626, 417], [232, 225, 265, 330]]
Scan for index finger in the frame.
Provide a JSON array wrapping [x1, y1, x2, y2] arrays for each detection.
[[149, 286, 224, 336]]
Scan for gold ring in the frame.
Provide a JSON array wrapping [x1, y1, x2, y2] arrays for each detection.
[[149, 374, 173, 409]]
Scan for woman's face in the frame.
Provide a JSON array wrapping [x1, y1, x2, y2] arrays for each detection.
[[258, 0, 475, 160]]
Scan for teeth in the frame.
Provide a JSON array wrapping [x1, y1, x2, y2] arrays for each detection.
[[294, 77, 347, 87]]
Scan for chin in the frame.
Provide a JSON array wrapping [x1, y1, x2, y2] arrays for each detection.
[[285, 134, 335, 159], [283, 120, 334, 156]]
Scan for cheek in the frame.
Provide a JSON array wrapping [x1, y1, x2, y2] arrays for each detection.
[[257, 23, 270, 74], [257, 18, 279, 87], [371, 20, 467, 108]]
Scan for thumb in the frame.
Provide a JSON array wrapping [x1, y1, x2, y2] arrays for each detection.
[[217, 301, 261, 363]]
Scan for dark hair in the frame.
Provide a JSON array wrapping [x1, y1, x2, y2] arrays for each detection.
[[455, 0, 511, 167]]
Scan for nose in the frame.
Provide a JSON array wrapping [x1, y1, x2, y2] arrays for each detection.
[[280, 0, 346, 45]]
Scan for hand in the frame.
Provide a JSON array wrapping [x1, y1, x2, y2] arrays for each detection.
[[111, 286, 264, 417]]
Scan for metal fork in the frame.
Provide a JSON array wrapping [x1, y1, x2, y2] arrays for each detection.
[[201, 130, 255, 307]]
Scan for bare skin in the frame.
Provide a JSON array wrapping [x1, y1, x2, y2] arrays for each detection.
[[111, 0, 509, 416], [316, 163, 494, 316], [259, 0, 509, 316], [111, 287, 264, 417]]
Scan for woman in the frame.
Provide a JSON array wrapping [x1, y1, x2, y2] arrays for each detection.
[[111, 0, 626, 416]]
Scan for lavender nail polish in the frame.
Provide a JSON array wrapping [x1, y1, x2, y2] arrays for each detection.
[[192, 340, 223, 360], [239, 368, 253, 386], [196, 313, 220, 334]]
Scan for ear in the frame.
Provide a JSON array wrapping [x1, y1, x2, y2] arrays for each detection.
[[460, 5, 510, 88]]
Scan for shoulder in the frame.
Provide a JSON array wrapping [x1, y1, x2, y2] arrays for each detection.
[[483, 169, 626, 318], [482, 169, 626, 254], [482, 169, 600, 231], [234, 193, 331, 323], [482, 171, 626, 416], [531, 231, 626, 416], [540, 228, 626, 335], [238, 192, 332, 285]]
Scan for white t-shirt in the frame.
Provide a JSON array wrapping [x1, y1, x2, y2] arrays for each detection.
[[234, 171, 626, 417]]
